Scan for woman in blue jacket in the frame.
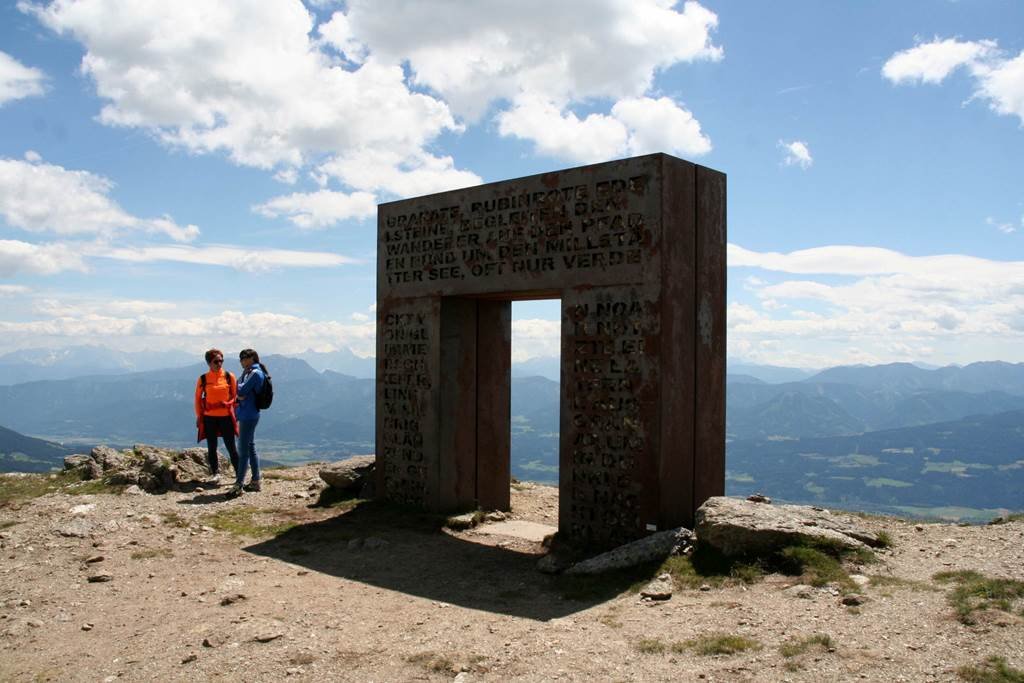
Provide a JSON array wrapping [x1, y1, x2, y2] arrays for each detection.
[[229, 348, 267, 498]]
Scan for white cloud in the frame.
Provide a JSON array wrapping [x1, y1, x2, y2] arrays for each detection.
[[882, 38, 996, 84], [511, 318, 561, 362], [90, 243, 357, 271], [779, 140, 813, 169], [987, 216, 1016, 234], [496, 95, 711, 163], [0, 284, 31, 296], [253, 189, 376, 228], [496, 96, 627, 163], [729, 243, 1024, 367], [21, 0, 468, 192], [318, 149, 481, 198], [0, 50, 46, 106], [350, 311, 369, 322], [883, 38, 1024, 124], [340, 0, 722, 119], [611, 96, 712, 157], [0, 239, 88, 276], [0, 306, 378, 357], [0, 156, 199, 241], [973, 51, 1024, 123]]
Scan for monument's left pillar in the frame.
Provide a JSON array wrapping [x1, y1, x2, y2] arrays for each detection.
[[376, 297, 511, 512], [375, 297, 442, 509]]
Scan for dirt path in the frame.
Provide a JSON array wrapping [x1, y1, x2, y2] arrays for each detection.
[[1, 468, 1022, 681]]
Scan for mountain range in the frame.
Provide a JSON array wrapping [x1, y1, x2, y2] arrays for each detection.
[[0, 348, 1021, 519]]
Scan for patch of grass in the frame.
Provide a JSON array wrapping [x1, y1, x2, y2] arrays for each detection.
[[598, 610, 623, 629], [663, 546, 765, 589], [200, 506, 298, 539], [130, 547, 174, 560], [0, 472, 89, 506], [635, 638, 667, 654], [778, 546, 855, 590], [957, 656, 1024, 682], [289, 653, 316, 666], [779, 633, 833, 658], [406, 651, 454, 673], [934, 570, 1024, 625], [673, 633, 762, 656], [874, 530, 894, 548]]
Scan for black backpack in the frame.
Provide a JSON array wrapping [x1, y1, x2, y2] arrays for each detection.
[[255, 363, 274, 409]]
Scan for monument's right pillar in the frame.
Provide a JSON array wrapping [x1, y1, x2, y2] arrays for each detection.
[[558, 156, 725, 549]]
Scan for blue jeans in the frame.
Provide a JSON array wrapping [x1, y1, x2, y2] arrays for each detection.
[[236, 417, 260, 487]]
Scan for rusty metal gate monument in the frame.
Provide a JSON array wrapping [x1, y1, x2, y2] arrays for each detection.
[[375, 153, 725, 548]]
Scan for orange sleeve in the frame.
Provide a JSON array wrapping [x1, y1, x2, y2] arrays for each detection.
[[194, 376, 204, 417]]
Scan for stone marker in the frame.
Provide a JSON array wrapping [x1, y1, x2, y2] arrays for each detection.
[[376, 153, 726, 550]]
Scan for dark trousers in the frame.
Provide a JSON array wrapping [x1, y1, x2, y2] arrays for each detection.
[[203, 416, 239, 475]]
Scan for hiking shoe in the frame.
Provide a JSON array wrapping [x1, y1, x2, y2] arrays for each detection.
[[226, 484, 243, 499], [243, 479, 262, 493], [209, 473, 222, 486]]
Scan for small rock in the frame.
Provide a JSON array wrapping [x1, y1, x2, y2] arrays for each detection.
[[346, 538, 363, 550], [850, 574, 870, 588], [842, 594, 867, 606], [699, 584, 711, 592], [445, 512, 479, 531], [454, 673, 472, 683], [485, 511, 507, 522], [255, 632, 284, 643], [363, 537, 388, 550], [124, 485, 144, 496], [87, 573, 113, 583], [784, 584, 815, 599], [82, 623, 94, 631], [26, 619, 44, 628], [640, 573, 674, 600], [57, 519, 92, 538], [202, 633, 226, 648], [17, 599, 30, 607], [292, 492, 308, 499], [182, 653, 198, 664], [69, 503, 96, 516], [220, 593, 246, 606], [914, 524, 924, 532], [85, 555, 105, 564], [746, 493, 772, 504]]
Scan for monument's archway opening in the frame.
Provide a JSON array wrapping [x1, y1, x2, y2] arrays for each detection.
[[510, 299, 561, 488], [376, 153, 726, 550]]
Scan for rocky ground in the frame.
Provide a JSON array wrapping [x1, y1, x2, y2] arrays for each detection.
[[1, 458, 1023, 682]]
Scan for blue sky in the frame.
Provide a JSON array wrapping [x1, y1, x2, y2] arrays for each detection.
[[0, 0, 1022, 368]]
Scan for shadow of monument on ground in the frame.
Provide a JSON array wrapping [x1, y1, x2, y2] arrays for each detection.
[[243, 500, 648, 621]]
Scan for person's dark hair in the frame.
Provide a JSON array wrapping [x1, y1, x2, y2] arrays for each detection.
[[204, 348, 223, 363], [240, 348, 270, 377]]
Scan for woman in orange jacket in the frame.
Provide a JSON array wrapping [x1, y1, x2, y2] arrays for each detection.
[[194, 348, 239, 481]]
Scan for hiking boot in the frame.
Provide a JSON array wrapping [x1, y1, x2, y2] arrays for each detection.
[[209, 473, 221, 486], [243, 479, 262, 493], [226, 484, 243, 499]]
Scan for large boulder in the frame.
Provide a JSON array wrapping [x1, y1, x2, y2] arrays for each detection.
[[63, 444, 229, 493], [564, 527, 693, 575], [319, 455, 375, 492], [63, 454, 101, 480], [695, 496, 882, 557]]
